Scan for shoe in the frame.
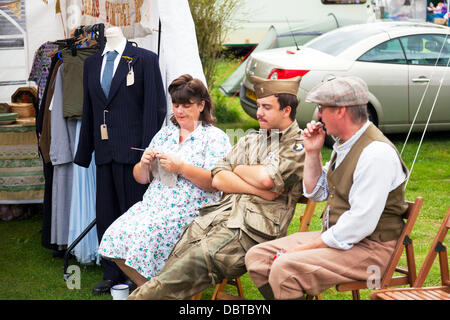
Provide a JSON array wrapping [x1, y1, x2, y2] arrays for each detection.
[[92, 279, 117, 295], [123, 278, 137, 292], [51, 249, 66, 258]]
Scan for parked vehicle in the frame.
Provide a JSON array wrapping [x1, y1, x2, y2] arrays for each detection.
[[224, 0, 376, 48], [219, 0, 377, 95], [240, 21, 450, 135]]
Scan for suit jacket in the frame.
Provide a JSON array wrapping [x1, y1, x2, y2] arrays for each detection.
[[74, 41, 166, 168]]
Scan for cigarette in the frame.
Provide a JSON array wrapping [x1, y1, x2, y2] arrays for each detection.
[[315, 121, 326, 132], [130, 147, 145, 151]]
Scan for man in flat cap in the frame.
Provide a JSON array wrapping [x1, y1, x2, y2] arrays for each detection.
[[245, 76, 409, 299], [127, 76, 305, 299]]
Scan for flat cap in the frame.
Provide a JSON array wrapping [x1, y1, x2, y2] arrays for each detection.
[[250, 76, 301, 99], [305, 76, 369, 107]]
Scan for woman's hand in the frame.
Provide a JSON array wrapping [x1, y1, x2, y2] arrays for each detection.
[[134, 148, 158, 184], [156, 154, 185, 174], [141, 148, 158, 167]]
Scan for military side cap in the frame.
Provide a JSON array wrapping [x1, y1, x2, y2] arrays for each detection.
[[250, 76, 301, 99], [305, 76, 369, 107]]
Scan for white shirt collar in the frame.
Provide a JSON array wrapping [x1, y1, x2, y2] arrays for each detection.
[[101, 38, 127, 57], [333, 121, 371, 154]]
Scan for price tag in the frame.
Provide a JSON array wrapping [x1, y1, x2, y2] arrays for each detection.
[[100, 124, 108, 140], [101, 109, 109, 140], [126, 62, 134, 86]]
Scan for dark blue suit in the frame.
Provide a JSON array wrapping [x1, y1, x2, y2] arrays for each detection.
[[75, 41, 166, 167], [74, 42, 166, 282]]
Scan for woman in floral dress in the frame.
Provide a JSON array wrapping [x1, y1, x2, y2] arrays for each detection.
[[98, 74, 231, 287]]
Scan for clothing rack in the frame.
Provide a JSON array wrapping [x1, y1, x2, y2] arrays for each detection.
[[60, 24, 106, 281], [49, 23, 105, 60], [29, 24, 107, 272], [71, 23, 105, 56], [63, 218, 97, 281], [74, 23, 106, 48]]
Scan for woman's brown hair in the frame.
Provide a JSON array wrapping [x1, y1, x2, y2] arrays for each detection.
[[168, 74, 216, 126]]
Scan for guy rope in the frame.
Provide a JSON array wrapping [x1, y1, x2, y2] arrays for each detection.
[[401, 28, 450, 189]]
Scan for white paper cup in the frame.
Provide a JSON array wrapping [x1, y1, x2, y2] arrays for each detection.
[[110, 284, 130, 300]]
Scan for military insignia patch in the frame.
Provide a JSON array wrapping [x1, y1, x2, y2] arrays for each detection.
[[293, 141, 304, 151]]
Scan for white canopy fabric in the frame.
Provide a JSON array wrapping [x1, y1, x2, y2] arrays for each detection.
[[0, 0, 206, 121], [133, 0, 207, 124]]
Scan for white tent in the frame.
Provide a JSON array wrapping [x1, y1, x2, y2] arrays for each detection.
[[0, 0, 61, 103], [0, 0, 206, 123]]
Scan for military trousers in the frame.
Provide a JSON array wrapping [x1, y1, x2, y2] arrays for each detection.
[[127, 215, 257, 300]]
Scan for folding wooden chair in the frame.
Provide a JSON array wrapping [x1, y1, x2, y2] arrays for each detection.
[[191, 197, 317, 300], [370, 208, 449, 300], [335, 196, 424, 299]]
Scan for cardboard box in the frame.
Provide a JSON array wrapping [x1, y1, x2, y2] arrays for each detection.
[[433, 18, 447, 25]]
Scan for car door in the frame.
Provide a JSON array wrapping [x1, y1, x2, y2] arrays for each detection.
[[354, 38, 409, 126], [399, 34, 450, 127]]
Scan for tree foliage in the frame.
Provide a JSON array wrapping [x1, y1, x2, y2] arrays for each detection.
[[188, 0, 240, 88]]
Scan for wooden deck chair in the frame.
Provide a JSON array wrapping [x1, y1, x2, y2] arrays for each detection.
[[191, 197, 317, 300], [334, 196, 423, 300], [370, 208, 449, 300]]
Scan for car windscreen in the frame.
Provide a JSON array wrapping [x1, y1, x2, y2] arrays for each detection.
[[305, 25, 385, 56]]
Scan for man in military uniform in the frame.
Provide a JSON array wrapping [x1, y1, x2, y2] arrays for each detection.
[[127, 76, 305, 300], [245, 76, 409, 299]]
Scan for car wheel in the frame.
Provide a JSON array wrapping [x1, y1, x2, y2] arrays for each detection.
[[368, 105, 378, 126]]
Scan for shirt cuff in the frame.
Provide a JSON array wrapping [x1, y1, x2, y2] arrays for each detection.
[[303, 180, 321, 198], [264, 163, 284, 193], [303, 171, 329, 202], [211, 162, 232, 179], [321, 228, 354, 251]]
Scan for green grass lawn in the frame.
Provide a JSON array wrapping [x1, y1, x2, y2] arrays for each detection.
[[0, 58, 448, 300]]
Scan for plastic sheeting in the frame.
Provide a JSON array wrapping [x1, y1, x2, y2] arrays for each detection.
[[376, 0, 427, 20]]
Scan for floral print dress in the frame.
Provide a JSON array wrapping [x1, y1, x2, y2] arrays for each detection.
[[98, 123, 231, 279]]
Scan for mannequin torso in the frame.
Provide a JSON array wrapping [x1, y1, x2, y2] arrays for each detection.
[[105, 27, 126, 51]]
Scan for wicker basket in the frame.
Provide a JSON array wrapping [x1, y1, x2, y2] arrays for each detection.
[[0, 103, 10, 113], [11, 87, 38, 105], [9, 103, 35, 118]]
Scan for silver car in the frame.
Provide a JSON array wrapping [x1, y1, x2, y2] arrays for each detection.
[[240, 21, 450, 134]]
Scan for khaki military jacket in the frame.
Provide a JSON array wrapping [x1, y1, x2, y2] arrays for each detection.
[[197, 121, 305, 245]]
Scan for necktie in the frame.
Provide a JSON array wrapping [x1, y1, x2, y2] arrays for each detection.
[[101, 50, 119, 98]]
